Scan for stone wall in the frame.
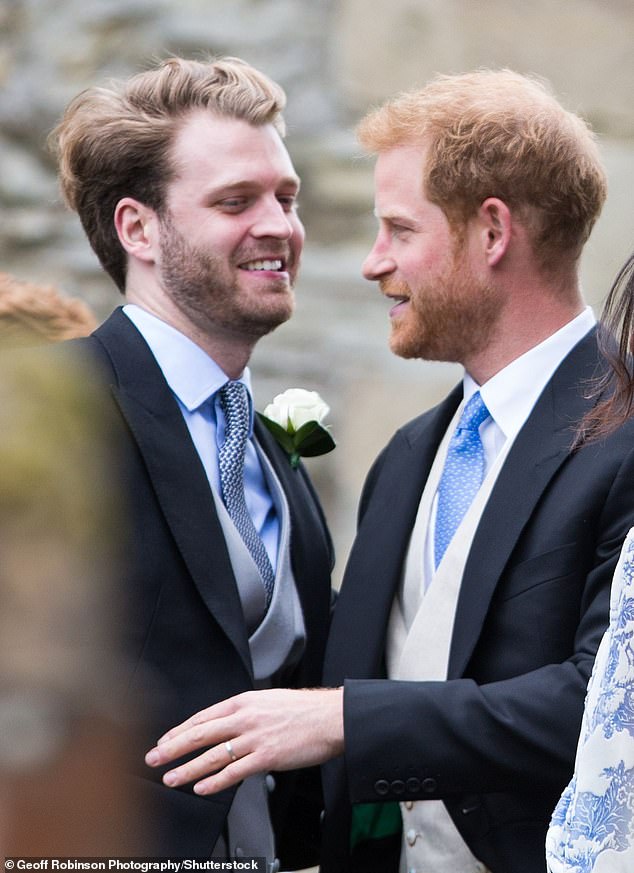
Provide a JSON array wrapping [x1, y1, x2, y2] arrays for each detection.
[[1, 0, 633, 578]]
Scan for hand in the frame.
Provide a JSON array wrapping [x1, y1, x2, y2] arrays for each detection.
[[144, 687, 344, 795]]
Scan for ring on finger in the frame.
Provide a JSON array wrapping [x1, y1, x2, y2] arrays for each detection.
[[224, 740, 238, 762]]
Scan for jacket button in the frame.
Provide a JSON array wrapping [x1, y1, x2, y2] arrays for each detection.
[[374, 779, 390, 796], [406, 827, 417, 846], [391, 779, 405, 794], [404, 800, 414, 810], [461, 799, 481, 815], [406, 777, 421, 793], [422, 777, 437, 793]]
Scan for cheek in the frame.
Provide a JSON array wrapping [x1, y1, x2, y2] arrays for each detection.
[[399, 254, 432, 287], [408, 244, 453, 281], [189, 213, 246, 248], [290, 214, 305, 246]]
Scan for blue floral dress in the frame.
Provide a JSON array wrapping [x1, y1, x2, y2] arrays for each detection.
[[546, 527, 634, 872]]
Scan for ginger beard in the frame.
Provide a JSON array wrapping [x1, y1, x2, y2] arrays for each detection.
[[382, 247, 503, 365], [158, 213, 297, 341]]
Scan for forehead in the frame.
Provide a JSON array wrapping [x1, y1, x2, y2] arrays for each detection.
[[373, 143, 428, 211], [169, 110, 298, 189]]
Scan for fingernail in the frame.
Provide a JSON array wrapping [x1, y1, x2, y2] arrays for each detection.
[[164, 771, 177, 786], [145, 750, 159, 766]]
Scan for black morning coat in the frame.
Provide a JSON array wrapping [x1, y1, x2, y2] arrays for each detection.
[[70, 308, 334, 865]]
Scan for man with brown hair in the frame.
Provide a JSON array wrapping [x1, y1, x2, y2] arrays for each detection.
[[49, 57, 332, 867], [145, 69, 634, 873]]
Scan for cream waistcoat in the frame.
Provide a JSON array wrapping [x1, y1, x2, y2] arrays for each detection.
[[387, 409, 512, 873]]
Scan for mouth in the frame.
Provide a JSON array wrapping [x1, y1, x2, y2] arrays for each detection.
[[238, 257, 287, 274], [384, 292, 410, 318], [380, 277, 411, 318]]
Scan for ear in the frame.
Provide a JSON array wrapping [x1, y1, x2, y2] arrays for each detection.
[[477, 197, 512, 267], [114, 197, 158, 264]]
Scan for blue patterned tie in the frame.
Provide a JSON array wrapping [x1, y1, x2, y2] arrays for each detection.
[[218, 381, 275, 606], [434, 391, 491, 569]]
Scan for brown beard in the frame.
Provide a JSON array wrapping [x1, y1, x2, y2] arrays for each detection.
[[381, 255, 502, 365], [158, 214, 295, 341]]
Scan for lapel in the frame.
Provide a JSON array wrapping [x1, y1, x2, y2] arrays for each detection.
[[93, 309, 252, 675], [252, 416, 332, 640], [326, 386, 463, 682], [447, 328, 601, 678]]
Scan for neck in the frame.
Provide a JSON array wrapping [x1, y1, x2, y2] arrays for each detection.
[[466, 283, 586, 385], [125, 285, 255, 380]]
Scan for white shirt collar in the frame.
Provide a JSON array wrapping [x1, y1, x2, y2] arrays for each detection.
[[464, 306, 596, 441], [122, 304, 253, 412]]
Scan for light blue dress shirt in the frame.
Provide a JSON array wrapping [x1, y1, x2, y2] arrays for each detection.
[[123, 304, 279, 572]]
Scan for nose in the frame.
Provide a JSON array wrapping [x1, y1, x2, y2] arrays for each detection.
[[251, 198, 296, 240], [362, 236, 396, 281]]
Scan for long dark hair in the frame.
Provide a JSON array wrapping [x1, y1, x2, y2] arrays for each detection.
[[577, 252, 634, 444]]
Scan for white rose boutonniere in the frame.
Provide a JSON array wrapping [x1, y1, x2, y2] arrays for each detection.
[[260, 388, 336, 469]]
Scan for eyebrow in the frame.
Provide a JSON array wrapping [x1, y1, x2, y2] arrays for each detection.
[[204, 177, 301, 199], [374, 208, 420, 228]]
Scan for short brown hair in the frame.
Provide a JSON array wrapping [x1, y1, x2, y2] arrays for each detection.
[[49, 57, 287, 292], [357, 69, 607, 268]]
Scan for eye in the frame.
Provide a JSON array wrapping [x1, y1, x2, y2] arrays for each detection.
[[218, 197, 249, 212], [389, 222, 412, 240], [277, 193, 299, 212]]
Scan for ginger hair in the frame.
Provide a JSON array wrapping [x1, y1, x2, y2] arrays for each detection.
[[0, 272, 97, 346], [357, 69, 607, 270]]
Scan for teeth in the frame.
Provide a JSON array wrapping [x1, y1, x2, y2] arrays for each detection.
[[241, 259, 283, 271]]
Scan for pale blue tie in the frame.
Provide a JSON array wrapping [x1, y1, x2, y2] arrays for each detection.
[[434, 391, 491, 569], [218, 381, 275, 606]]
